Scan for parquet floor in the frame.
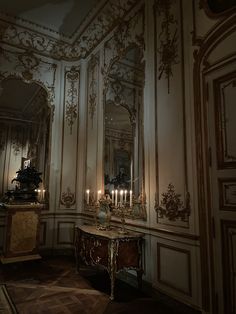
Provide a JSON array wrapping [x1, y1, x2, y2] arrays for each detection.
[[0, 256, 200, 314]]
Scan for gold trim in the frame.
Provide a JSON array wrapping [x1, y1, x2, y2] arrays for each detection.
[[0, 0, 142, 61], [193, 14, 236, 312]]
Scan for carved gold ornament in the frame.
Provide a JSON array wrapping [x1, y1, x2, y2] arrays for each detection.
[[88, 54, 99, 127], [155, 0, 179, 93], [60, 187, 76, 209], [0, 0, 140, 61], [65, 67, 80, 134], [156, 183, 190, 222]]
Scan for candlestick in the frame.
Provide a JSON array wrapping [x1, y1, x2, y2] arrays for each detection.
[[115, 189, 118, 207], [97, 190, 101, 202], [124, 190, 127, 203], [130, 190, 132, 207], [38, 189, 41, 202], [111, 190, 114, 204], [120, 190, 123, 205], [86, 189, 90, 204], [42, 189, 46, 202]]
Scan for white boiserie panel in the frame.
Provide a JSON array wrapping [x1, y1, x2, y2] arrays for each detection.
[[157, 243, 191, 296], [57, 221, 75, 245], [154, 0, 188, 228], [59, 65, 80, 210], [85, 53, 101, 199]]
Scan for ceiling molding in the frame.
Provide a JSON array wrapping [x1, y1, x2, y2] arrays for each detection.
[[0, 0, 142, 61]]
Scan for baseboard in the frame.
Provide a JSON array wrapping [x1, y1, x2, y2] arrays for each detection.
[[117, 271, 202, 314]]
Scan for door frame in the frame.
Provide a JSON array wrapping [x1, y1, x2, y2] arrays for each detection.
[[193, 14, 236, 313]]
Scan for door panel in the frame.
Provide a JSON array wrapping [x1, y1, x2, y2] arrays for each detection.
[[206, 65, 236, 314]]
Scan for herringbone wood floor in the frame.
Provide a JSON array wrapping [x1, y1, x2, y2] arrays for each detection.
[[0, 256, 200, 314]]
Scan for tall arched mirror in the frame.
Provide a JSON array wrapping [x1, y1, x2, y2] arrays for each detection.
[[104, 45, 146, 220], [0, 78, 51, 205]]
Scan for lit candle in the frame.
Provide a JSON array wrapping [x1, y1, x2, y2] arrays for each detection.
[[124, 190, 127, 203], [120, 190, 123, 205], [42, 189, 46, 201], [115, 189, 118, 207], [111, 190, 114, 204], [97, 190, 101, 202], [86, 189, 90, 204], [130, 190, 132, 207], [38, 189, 41, 202]]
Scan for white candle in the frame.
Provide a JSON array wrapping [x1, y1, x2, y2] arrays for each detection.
[[120, 190, 123, 205], [42, 189, 46, 201], [38, 189, 41, 202], [111, 190, 114, 204], [130, 190, 132, 207], [97, 190, 101, 202], [124, 190, 127, 203], [115, 189, 118, 207], [86, 189, 90, 204]]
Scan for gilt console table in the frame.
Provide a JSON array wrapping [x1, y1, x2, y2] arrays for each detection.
[[75, 225, 144, 300]]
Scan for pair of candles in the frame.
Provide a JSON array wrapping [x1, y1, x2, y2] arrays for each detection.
[[85, 189, 101, 204]]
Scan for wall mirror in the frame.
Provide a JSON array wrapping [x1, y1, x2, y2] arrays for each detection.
[[103, 45, 146, 220], [0, 78, 51, 205]]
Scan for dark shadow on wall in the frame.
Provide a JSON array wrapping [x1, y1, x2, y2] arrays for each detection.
[[0, 0, 100, 38]]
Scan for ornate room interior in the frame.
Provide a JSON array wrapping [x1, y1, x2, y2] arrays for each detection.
[[0, 0, 235, 313]]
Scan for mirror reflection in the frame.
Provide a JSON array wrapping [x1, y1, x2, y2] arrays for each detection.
[[0, 78, 51, 204], [104, 45, 146, 219]]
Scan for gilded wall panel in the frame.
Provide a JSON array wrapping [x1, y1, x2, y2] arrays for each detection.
[[85, 53, 100, 205], [214, 72, 236, 169], [154, 0, 190, 227], [60, 66, 80, 210]]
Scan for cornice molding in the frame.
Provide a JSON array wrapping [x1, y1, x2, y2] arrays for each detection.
[[0, 0, 142, 61]]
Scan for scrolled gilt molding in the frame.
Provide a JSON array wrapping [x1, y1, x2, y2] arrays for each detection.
[[102, 5, 145, 92], [64, 67, 80, 134], [0, 0, 141, 61], [0, 47, 57, 109], [88, 53, 100, 126], [155, 183, 190, 222]]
